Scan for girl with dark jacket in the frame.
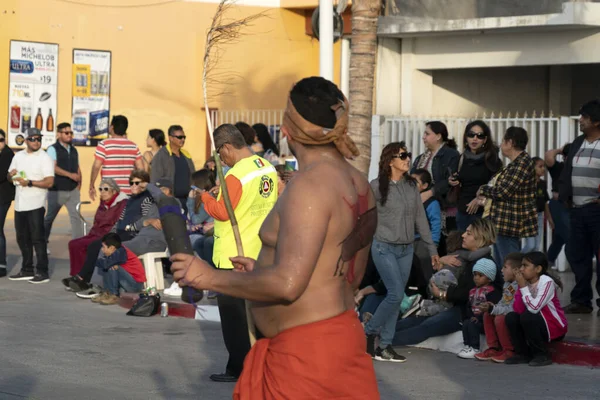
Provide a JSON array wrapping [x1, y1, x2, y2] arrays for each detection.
[[0, 129, 15, 276], [451, 121, 503, 231]]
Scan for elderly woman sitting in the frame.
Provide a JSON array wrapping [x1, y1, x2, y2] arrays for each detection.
[[65, 178, 127, 279], [392, 218, 501, 346], [63, 170, 167, 295]]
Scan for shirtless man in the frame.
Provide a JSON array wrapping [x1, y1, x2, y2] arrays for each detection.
[[171, 77, 380, 399]]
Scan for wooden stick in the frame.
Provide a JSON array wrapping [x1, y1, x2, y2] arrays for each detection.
[[203, 0, 263, 347]]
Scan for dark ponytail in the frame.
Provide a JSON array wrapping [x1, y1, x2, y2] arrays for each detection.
[[523, 252, 563, 291]]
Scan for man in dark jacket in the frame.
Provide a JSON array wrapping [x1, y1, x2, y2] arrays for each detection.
[[0, 129, 15, 276], [150, 125, 195, 214], [558, 100, 600, 316], [44, 122, 83, 245]]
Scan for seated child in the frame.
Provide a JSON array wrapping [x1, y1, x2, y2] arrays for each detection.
[[417, 231, 491, 317], [458, 258, 501, 359], [505, 251, 567, 367], [92, 233, 146, 306], [474, 252, 522, 363], [412, 169, 441, 246]]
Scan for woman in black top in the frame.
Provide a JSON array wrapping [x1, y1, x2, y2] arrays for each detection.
[[0, 129, 15, 276], [452, 121, 502, 231]]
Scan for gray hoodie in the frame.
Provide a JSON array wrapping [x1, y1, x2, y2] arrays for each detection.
[[370, 178, 437, 256]]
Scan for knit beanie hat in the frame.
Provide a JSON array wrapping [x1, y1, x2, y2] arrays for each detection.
[[473, 258, 497, 281]]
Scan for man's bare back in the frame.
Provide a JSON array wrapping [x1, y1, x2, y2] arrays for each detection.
[[251, 155, 376, 337]]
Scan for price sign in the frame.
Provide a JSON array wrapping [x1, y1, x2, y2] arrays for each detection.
[[7, 40, 59, 148]]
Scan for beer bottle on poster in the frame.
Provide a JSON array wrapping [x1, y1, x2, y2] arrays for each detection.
[[10, 104, 20, 132], [21, 106, 31, 133], [35, 108, 43, 130], [46, 109, 54, 132]]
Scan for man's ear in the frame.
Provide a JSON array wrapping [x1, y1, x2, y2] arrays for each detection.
[[281, 126, 292, 143]]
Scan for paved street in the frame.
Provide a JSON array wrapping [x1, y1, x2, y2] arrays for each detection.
[[0, 217, 598, 399]]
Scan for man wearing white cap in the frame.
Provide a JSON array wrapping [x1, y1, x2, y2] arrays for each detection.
[[7, 128, 55, 283]]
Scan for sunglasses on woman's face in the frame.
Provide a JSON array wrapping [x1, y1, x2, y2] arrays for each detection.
[[129, 180, 143, 186], [98, 187, 111, 192], [392, 152, 412, 160], [467, 131, 486, 140]]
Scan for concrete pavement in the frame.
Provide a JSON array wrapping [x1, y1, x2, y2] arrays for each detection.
[[0, 215, 598, 399]]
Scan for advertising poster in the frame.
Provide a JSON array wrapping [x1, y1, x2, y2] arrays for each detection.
[[71, 49, 111, 146], [7, 40, 59, 148]]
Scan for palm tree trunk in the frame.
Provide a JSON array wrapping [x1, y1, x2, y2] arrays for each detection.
[[348, 0, 380, 175]]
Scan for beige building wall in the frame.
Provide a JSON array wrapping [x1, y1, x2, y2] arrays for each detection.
[[431, 67, 550, 116], [1, 0, 341, 206]]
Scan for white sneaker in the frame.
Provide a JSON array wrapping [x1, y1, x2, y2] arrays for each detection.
[[457, 346, 477, 359], [164, 282, 182, 297]]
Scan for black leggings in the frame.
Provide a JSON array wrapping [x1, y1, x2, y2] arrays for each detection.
[[505, 311, 563, 358]]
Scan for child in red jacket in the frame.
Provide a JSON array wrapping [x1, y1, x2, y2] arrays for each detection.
[[505, 252, 567, 367], [94, 232, 146, 305]]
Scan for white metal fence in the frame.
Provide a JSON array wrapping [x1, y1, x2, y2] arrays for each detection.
[[369, 114, 580, 180], [211, 109, 285, 144]]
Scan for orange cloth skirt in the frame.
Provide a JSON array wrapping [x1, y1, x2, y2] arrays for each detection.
[[233, 310, 380, 400]]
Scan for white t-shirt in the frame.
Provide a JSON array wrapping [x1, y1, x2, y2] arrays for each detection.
[[8, 149, 55, 212]]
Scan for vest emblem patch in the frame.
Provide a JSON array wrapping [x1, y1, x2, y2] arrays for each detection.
[[259, 175, 274, 198]]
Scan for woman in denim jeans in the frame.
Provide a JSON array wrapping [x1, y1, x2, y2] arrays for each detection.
[[364, 142, 439, 363], [0, 129, 15, 277]]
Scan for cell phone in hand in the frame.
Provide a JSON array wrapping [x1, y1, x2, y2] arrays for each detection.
[[191, 185, 200, 191]]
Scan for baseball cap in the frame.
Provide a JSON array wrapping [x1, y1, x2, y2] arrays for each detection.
[[155, 178, 174, 191], [25, 128, 43, 138]]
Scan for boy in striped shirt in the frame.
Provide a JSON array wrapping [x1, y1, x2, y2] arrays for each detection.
[[89, 115, 143, 199]]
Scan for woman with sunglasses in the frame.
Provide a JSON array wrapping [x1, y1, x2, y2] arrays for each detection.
[[364, 142, 439, 362], [64, 170, 166, 295], [0, 129, 15, 277], [452, 121, 502, 231], [65, 178, 128, 280]]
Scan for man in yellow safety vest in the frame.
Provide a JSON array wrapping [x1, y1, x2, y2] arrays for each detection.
[[200, 123, 278, 383]]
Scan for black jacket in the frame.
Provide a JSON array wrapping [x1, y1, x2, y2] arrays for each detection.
[[558, 134, 586, 207], [0, 146, 15, 205], [412, 145, 460, 207], [446, 255, 502, 320]]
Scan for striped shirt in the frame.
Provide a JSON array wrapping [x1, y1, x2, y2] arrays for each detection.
[[571, 138, 600, 206], [95, 137, 142, 195]]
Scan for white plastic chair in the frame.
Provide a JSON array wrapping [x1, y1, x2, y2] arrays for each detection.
[[139, 251, 168, 290]]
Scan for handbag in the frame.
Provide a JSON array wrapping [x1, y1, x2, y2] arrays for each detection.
[[127, 291, 161, 317], [446, 154, 464, 205]]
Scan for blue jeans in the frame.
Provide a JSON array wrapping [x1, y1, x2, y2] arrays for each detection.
[[522, 212, 544, 253], [567, 205, 600, 308], [493, 235, 520, 268], [547, 199, 570, 263], [103, 266, 144, 296], [359, 293, 384, 320], [393, 306, 463, 346], [456, 210, 482, 232], [193, 235, 215, 267], [364, 240, 414, 348], [0, 202, 11, 265]]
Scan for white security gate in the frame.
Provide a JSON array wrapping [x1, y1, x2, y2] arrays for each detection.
[[370, 114, 580, 181]]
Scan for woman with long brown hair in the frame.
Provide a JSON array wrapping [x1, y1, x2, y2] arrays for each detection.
[[364, 141, 438, 363]]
